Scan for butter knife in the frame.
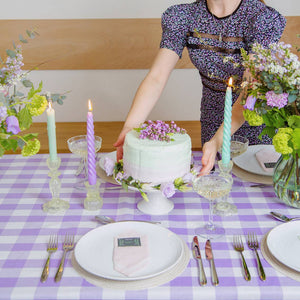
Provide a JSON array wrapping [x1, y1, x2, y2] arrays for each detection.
[[192, 236, 207, 286], [205, 239, 219, 286]]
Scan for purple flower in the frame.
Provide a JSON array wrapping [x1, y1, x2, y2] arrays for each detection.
[[6, 115, 20, 134], [0, 106, 8, 122], [243, 95, 257, 111], [266, 91, 288, 109], [160, 182, 176, 198], [115, 172, 124, 181], [103, 157, 115, 176], [182, 172, 193, 182]]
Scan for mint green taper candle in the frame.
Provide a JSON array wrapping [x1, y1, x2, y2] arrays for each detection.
[[46, 102, 58, 162], [221, 77, 233, 166]]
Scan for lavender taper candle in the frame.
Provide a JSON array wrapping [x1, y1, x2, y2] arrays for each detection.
[[87, 99, 97, 185], [221, 77, 233, 166]]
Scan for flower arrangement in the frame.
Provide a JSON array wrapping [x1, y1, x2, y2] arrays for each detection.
[[241, 42, 300, 158], [103, 157, 199, 201], [240, 41, 300, 204], [134, 120, 186, 142], [0, 30, 66, 157]]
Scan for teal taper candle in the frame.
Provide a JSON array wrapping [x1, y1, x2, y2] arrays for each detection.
[[221, 77, 233, 165], [46, 102, 58, 162]]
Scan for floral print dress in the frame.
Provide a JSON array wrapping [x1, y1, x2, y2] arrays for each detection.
[[160, 0, 286, 145]]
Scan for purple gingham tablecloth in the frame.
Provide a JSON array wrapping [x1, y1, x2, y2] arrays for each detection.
[[0, 152, 300, 300]]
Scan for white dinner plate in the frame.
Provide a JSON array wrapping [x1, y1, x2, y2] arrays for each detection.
[[74, 221, 184, 281], [267, 221, 300, 272], [232, 145, 276, 176]]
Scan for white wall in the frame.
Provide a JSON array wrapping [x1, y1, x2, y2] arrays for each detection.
[[1, 0, 298, 122]]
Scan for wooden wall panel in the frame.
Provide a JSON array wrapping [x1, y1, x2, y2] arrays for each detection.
[[0, 17, 298, 70]]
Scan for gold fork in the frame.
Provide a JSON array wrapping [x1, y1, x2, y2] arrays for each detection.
[[233, 235, 251, 281], [247, 232, 266, 281], [55, 234, 75, 282], [40, 235, 58, 282]]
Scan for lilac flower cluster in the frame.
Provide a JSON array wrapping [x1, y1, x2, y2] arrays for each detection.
[[136, 120, 186, 142], [0, 106, 8, 122], [0, 46, 24, 87], [266, 91, 288, 109]]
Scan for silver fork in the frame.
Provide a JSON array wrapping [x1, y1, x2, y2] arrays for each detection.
[[55, 234, 75, 282], [40, 235, 58, 283], [233, 235, 251, 281], [247, 233, 266, 281]]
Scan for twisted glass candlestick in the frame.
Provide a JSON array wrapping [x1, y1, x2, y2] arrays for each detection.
[[43, 157, 69, 214]]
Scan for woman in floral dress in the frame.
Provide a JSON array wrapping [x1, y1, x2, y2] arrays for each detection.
[[114, 0, 286, 172]]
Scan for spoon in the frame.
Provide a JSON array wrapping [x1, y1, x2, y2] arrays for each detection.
[[95, 215, 160, 225], [270, 211, 300, 222]]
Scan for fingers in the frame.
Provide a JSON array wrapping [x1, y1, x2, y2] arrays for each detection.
[[199, 140, 218, 175], [116, 147, 123, 162]]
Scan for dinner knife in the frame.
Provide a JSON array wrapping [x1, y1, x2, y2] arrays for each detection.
[[192, 236, 207, 286], [205, 239, 219, 286]]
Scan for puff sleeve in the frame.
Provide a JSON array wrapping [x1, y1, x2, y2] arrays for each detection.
[[160, 5, 190, 58], [247, 5, 286, 48]]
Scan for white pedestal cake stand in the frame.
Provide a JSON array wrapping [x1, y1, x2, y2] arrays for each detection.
[[98, 152, 176, 215], [135, 189, 174, 215]]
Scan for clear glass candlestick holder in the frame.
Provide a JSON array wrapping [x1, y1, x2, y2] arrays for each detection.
[[213, 160, 237, 216], [84, 180, 103, 210], [43, 157, 70, 214]]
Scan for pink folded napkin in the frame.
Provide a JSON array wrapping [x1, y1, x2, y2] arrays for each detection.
[[113, 231, 149, 277], [255, 148, 280, 173]]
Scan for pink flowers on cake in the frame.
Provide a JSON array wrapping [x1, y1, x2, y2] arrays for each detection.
[[135, 120, 186, 142]]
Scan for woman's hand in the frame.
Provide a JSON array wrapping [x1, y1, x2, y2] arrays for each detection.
[[200, 139, 219, 175], [113, 126, 132, 161]]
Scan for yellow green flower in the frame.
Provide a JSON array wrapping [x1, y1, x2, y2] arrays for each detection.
[[174, 177, 184, 186], [27, 94, 47, 116], [21, 138, 40, 156], [272, 128, 293, 155], [243, 109, 263, 126]]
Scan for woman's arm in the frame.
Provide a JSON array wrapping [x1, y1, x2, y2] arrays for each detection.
[[114, 48, 179, 161]]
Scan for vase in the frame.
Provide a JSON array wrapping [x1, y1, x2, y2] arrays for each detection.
[[273, 154, 300, 208]]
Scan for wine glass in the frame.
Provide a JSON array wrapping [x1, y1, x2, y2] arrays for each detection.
[[214, 135, 249, 216], [193, 172, 233, 239], [229, 135, 249, 158], [67, 135, 102, 189]]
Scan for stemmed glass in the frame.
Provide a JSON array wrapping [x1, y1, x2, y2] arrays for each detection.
[[214, 135, 249, 216], [67, 135, 102, 189], [229, 134, 249, 158], [193, 172, 233, 239]]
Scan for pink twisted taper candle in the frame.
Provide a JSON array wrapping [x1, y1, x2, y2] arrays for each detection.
[[87, 99, 97, 185]]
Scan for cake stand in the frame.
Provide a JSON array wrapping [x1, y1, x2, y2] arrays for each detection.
[[99, 152, 176, 215], [132, 187, 174, 215]]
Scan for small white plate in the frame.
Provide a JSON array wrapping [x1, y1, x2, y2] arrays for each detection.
[[267, 221, 300, 272], [74, 221, 184, 281], [232, 145, 275, 176]]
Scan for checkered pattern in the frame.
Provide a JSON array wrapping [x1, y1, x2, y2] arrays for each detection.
[[0, 153, 299, 300]]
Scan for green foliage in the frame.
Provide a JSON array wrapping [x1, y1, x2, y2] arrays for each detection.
[[0, 29, 67, 157]]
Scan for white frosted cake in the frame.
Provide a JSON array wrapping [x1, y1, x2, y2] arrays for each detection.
[[123, 123, 192, 183]]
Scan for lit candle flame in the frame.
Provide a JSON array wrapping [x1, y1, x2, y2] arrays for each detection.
[[48, 101, 52, 110], [228, 77, 233, 87], [88, 99, 93, 112]]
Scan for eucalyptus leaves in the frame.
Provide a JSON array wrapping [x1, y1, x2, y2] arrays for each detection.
[[0, 29, 66, 156]]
